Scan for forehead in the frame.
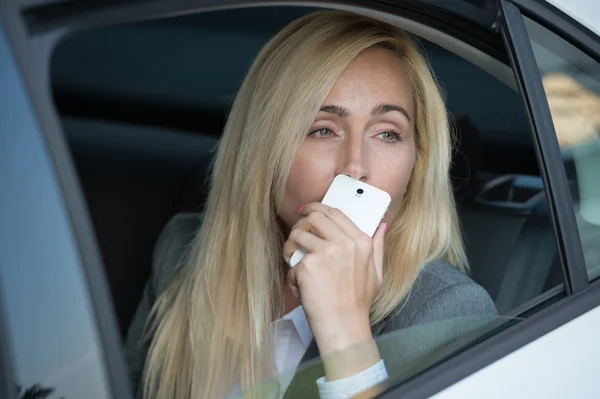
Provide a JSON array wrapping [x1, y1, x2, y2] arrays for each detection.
[[323, 47, 414, 114]]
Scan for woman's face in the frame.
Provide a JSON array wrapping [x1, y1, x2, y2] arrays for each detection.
[[280, 47, 417, 230]]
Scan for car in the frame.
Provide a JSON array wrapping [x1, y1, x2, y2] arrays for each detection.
[[0, 0, 598, 398]]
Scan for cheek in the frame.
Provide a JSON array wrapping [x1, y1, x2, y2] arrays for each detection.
[[376, 146, 416, 220], [280, 146, 335, 226], [287, 149, 333, 198]]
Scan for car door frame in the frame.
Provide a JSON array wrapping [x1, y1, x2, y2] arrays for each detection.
[[0, 2, 133, 398], [0, 0, 599, 398]]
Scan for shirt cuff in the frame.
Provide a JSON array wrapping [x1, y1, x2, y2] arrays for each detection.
[[316, 359, 388, 399]]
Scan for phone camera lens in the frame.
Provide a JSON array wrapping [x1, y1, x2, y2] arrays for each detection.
[[357, 188, 364, 195]]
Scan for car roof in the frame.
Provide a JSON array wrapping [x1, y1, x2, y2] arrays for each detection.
[[546, 0, 600, 37]]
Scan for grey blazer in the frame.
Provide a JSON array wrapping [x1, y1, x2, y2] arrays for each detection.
[[125, 213, 498, 398]]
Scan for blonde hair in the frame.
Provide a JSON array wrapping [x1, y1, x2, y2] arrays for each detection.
[[143, 9, 468, 399]]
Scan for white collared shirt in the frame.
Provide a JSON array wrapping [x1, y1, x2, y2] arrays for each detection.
[[229, 306, 388, 398]]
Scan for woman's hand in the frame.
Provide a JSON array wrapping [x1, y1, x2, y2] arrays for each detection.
[[283, 202, 386, 379]]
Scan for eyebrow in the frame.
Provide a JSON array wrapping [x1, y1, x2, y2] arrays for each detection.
[[319, 103, 411, 122], [372, 103, 412, 122], [319, 105, 349, 118]]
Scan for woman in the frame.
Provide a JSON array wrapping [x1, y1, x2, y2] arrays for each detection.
[[125, 9, 497, 399]]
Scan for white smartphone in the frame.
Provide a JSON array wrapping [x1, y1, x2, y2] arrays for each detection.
[[289, 174, 392, 267]]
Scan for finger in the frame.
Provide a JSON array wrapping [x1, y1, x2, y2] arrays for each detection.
[[287, 266, 301, 302], [291, 210, 344, 241], [372, 222, 386, 286], [298, 203, 364, 239], [283, 228, 325, 262]]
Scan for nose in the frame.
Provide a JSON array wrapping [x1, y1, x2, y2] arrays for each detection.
[[337, 135, 368, 181]]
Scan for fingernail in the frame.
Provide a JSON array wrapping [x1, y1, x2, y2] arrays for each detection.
[[295, 205, 305, 214]]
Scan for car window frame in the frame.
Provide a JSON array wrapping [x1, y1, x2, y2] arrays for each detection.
[[2, 0, 599, 398], [22, 0, 510, 64]]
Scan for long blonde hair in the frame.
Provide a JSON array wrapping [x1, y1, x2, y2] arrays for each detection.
[[143, 9, 468, 399]]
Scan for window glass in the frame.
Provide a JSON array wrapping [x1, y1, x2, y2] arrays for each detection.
[[245, 316, 519, 398], [0, 27, 111, 399], [524, 17, 600, 280]]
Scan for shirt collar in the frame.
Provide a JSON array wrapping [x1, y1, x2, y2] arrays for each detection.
[[280, 305, 313, 347]]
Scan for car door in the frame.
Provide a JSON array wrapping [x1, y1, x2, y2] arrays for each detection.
[[0, 1, 598, 399]]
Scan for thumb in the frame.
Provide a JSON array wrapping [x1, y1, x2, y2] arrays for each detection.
[[372, 221, 386, 286]]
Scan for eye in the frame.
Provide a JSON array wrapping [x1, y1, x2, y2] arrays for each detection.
[[309, 128, 334, 138], [377, 130, 402, 143]]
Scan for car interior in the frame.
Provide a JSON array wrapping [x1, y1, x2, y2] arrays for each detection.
[[50, 6, 566, 338]]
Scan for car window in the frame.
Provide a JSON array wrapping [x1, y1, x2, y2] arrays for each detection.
[[240, 316, 519, 398], [523, 16, 600, 281], [0, 25, 112, 399]]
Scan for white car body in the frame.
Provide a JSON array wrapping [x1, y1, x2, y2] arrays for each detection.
[[434, 303, 600, 398], [547, 0, 600, 37]]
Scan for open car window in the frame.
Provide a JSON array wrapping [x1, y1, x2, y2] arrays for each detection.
[[47, 0, 568, 376]]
